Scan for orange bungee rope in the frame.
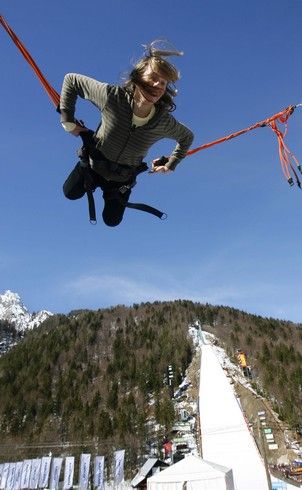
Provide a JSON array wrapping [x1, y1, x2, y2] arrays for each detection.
[[0, 14, 60, 107], [186, 104, 302, 187], [1, 14, 301, 187]]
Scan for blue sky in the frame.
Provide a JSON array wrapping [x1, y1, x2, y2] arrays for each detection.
[[1, 0, 302, 322]]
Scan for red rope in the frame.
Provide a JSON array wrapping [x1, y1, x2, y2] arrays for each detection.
[[186, 107, 293, 155], [186, 105, 301, 187], [1, 14, 301, 187], [268, 116, 301, 187], [0, 15, 60, 107]]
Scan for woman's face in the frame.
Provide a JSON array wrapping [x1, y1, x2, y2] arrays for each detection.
[[138, 65, 168, 103]]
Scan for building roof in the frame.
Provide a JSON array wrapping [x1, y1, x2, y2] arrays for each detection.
[[147, 454, 234, 489], [131, 458, 162, 487]]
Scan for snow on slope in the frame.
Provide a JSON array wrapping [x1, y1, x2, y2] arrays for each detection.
[[0, 290, 52, 331]]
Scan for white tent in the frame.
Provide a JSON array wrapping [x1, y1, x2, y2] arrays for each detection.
[[147, 454, 234, 490]]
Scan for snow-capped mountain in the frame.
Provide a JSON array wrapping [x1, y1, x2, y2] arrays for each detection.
[[0, 290, 52, 331]]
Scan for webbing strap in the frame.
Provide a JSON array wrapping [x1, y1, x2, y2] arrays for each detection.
[[124, 201, 167, 219], [84, 188, 165, 222], [86, 191, 97, 224]]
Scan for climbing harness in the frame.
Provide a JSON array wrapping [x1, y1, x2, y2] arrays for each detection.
[[1, 13, 302, 218], [78, 131, 166, 223]]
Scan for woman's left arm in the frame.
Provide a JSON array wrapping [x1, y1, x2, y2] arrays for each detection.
[[162, 116, 194, 171]]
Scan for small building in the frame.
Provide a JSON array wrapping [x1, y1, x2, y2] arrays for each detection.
[[131, 458, 169, 489]]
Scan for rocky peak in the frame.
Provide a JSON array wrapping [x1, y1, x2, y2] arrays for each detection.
[[0, 290, 52, 331]]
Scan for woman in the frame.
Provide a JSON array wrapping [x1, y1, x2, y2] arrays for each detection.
[[60, 42, 194, 226]]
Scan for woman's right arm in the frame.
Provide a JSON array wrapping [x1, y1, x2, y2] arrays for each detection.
[[59, 73, 109, 127]]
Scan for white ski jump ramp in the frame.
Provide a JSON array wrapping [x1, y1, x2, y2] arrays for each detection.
[[199, 339, 269, 489]]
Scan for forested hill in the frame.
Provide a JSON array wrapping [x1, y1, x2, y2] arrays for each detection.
[[0, 300, 301, 468], [0, 319, 21, 356]]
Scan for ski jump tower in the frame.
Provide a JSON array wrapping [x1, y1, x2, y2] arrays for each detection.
[[198, 330, 270, 489]]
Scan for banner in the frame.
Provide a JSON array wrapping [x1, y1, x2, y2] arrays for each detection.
[[94, 456, 105, 490], [79, 453, 91, 489], [29, 459, 41, 489], [6, 463, 16, 490], [49, 457, 63, 490], [20, 460, 32, 490], [114, 450, 125, 486], [38, 456, 51, 489], [0, 463, 9, 490], [0, 463, 10, 490], [63, 457, 75, 490], [13, 462, 24, 490]]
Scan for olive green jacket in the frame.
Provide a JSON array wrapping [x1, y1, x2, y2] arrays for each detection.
[[60, 73, 194, 172]]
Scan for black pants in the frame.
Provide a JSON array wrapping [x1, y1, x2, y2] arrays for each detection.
[[63, 163, 132, 227]]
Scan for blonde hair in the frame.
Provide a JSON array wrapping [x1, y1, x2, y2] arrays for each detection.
[[124, 53, 181, 112], [136, 56, 180, 84]]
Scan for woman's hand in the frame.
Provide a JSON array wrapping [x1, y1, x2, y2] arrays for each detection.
[[70, 125, 89, 137], [61, 120, 89, 136], [152, 156, 172, 173], [152, 165, 171, 173]]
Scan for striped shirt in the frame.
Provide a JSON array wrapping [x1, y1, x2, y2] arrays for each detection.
[[60, 73, 194, 171]]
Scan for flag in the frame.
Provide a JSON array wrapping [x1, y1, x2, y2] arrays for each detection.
[[38, 457, 51, 489], [13, 462, 24, 490], [6, 463, 16, 490], [114, 450, 125, 486], [79, 454, 91, 489], [63, 457, 74, 490], [94, 456, 105, 490], [49, 458, 63, 490], [20, 460, 32, 490], [0, 463, 10, 490], [29, 459, 41, 489]]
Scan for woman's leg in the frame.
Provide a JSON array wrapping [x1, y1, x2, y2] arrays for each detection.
[[101, 183, 132, 227], [63, 163, 132, 226], [63, 163, 89, 200]]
